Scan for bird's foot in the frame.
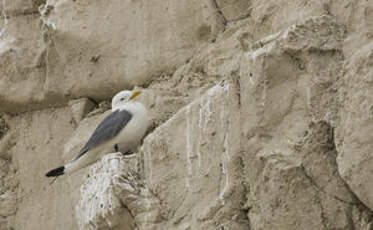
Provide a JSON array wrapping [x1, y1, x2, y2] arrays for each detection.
[[114, 143, 119, 152]]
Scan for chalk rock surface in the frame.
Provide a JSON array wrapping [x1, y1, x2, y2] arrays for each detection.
[[0, 0, 372, 230]]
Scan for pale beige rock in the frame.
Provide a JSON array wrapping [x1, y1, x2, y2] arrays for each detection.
[[40, 0, 224, 103], [215, 0, 250, 21], [76, 152, 166, 230], [2, 0, 41, 16], [0, 0, 224, 114], [246, 0, 330, 41], [246, 0, 371, 56], [337, 0, 373, 58], [112, 156, 164, 230], [141, 78, 249, 229], [76, 153, 136, 230], [0, 13, 50, 114], [1, 0, 373, 229], [0, 155, 18, 230], [0, 114, 8, 140], [0, 191, 17, 217], [136, 17, 252, 132], [7, 107, 81, 230], [69, 98, 96, 124], [0, 0, 47, 115], [240, 15, 369, 230], [336, 42, 373, 210], [0, 128, 18, 161]]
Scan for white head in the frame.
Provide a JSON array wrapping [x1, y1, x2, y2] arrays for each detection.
[[111, 90, 142, 110]]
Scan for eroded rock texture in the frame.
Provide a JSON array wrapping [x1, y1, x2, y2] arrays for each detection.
[[0, 0, 372, 229]]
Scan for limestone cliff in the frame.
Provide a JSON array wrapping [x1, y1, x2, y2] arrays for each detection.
[[0, 0, 372, 229]]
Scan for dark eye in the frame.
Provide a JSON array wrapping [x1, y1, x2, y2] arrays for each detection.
[[120, 98, 125, 101]]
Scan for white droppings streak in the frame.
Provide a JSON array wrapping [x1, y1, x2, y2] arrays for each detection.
[[199, 89, 214, 129], [219, 82, 230, 205], [306, 86, 311, 109], [196, 129, 202, 170], [0, 1, 15, 55], [197, 91, 212, 170], [143, 138, 153, 186], [197, 84, 227, 171], [185, 105, 193, 189], [39, 3, 57, 30], [251, 45, 269, 59], [0, 37, 14, 55], [142, 188, 153, 226], [0, 0, 8, 37], [219, 138, 230, 205], [76, 154, 124, 230], [198, 98, 205, 129]]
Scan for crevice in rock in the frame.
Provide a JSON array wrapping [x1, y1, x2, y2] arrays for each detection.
[[232, 70, 241, 108], [300, 160, 359, 206], [5, 1, 47, 18], [337, 173, 373, 214], [5, 9, 39, 18], [146, 187, 169, 222], [227, 13, 251, 23], [329, 131, 373, 216], [328, 124, 373, 214], [33, 0, 47, 8], [119, 201, 138, 229], [211, 0, 227, 31], [298, 121, 373, 229], [240, 174, 252, 230], [300, 164, 328, 230], [0, 148, 18, 229], [0, 114, 8, 140]]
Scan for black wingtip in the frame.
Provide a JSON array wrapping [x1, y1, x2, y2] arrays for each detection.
[[45, 166, 65, 177]]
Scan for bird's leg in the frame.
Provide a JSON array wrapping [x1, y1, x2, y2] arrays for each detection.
[[114, 143, 119, 152]]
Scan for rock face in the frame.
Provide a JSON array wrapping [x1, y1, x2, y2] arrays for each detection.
[[0, 0, 224, 114], [0, 0, 373, 230], [141, 79, 248, 229]]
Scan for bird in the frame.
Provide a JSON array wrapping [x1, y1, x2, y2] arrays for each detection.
[[45, 89, 148, 177]]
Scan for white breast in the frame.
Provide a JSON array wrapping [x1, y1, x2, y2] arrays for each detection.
[[115, 102, 148, 153]]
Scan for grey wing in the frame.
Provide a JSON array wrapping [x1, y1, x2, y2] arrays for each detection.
[[72, 109, 133, 161]]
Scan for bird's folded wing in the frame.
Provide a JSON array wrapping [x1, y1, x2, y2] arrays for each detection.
[[72, 109, 133, 161]]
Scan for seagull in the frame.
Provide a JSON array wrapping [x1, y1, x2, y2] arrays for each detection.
[[45, 90, 148, 177]]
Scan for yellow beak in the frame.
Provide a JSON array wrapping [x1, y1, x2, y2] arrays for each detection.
[[130, 90, 141, 100]]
